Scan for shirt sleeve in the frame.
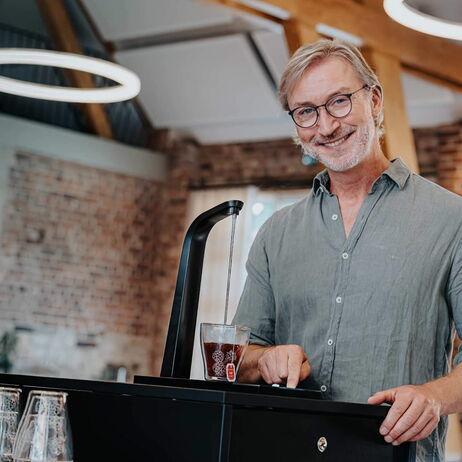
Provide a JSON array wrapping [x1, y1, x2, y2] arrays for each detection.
[[447, 237, 462, 367], [232, 222, 275, 346]]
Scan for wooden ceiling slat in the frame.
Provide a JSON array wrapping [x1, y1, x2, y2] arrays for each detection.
[[37, 0, 113, 139]]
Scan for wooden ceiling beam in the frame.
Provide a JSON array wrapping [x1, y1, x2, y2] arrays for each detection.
[[37, 0, 113, 139], [353, 0, 384, 11], [259, 0, 462, 87], [208, 0, 321, 53]]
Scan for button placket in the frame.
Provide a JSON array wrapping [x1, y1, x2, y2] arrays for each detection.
[[320, 247, 352, 398], [318, 183, 387, 401]]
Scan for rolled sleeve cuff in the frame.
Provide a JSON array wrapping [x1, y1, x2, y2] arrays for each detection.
[[453, 348, 462, 368]]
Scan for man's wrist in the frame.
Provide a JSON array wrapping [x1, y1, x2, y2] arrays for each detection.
[[422, 373, 461, 416]]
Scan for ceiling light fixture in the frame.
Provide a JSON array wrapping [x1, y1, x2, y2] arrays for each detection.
[[383, 0, 462, 41], [0, 48, 141, 103]]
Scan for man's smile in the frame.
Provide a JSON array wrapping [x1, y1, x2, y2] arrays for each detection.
[[317, 130, 355, 148]]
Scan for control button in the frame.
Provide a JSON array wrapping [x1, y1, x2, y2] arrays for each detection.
[[342, 252, 349, 260], [331, 214, 338, 221], [335, 296, 342, 304], [327, 339, 333, 346], [320, 385, 327, 392]]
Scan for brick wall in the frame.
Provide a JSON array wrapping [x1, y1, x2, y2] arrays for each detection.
[[434, 123, 462, 194], [0, 152, 163, 379]]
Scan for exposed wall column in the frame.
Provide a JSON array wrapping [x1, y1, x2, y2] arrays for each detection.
[[367, 49, 419, 172]]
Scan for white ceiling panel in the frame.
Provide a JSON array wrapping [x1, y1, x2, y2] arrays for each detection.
[[407, 103, 462, 128], [401, 72, 455, 106], [181, 114, 294, 144], [251, 28, 289, 83], [401, 72, 462, 127], [81, 0, 234, 41], [115, 34, 283, 127]]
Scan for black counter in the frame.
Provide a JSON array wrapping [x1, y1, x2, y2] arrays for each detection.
[[0, 373, 409, 462]]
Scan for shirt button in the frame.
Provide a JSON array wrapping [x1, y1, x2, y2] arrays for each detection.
[[342, 252, 349, 260], [336, 296, 342, 304], [327, 339, 333, 346], [320, 385, 327, 392], [331, 214, 338, 221]]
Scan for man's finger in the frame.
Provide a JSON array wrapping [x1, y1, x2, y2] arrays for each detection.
[[379, 393, 413, 436], [384, 398, 426, 442], [300, 359, 311, 381], [391, 409, 433, 445], [286, 352, 302, 388], [259, 360, 274, 384], [368, 389, 394, 405], [408, 417, 439, 442], [276, 348, 289, 380]]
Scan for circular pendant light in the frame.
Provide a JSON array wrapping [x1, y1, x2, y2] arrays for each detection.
[[0, 48, 140, 103], [383, 0, 462, 40]]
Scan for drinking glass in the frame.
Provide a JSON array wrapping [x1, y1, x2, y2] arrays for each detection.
[[0, 387, 21, 462], [13, 390, 73, 462], [200, 323, 250, 382]]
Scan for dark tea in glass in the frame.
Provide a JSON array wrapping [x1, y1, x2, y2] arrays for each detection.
[[200, 323, 250, 382]]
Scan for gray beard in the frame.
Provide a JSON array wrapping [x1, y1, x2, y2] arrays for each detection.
[[297, 123, 375, 172]]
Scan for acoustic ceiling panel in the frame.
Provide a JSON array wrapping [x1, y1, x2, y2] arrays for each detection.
[[251, 28, 290, 83], [183, 114, 294, 144], [401, 72, 462, 127], [115, 34, 284, 128], [82, 0, 234, 41]]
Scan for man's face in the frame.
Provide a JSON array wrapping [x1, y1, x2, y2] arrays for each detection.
[[287, 57, 381, 172]]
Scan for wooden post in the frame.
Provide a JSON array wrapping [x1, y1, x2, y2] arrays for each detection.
[[281, 20, 322, 54], [366, 49, 419, 173]]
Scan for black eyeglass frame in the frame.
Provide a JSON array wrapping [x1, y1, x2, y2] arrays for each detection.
[[288, 84, 372, 128]]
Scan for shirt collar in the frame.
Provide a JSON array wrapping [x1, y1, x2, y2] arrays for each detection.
[[312, 157, 411, 196], [382, 158, 411, 190]]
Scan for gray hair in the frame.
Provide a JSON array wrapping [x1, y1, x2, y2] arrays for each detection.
[[279, 39, 384, 139]]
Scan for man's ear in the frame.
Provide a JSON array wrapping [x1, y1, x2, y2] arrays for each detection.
[[371, 85, 383, 120]]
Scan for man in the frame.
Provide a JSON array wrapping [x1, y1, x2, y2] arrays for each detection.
[[233, 39, 462, 462]]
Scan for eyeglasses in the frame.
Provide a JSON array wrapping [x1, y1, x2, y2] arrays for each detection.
[[288, 84, 371, 128]]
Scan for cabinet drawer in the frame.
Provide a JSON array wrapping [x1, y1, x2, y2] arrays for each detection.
[[229, 407, 408, 462]]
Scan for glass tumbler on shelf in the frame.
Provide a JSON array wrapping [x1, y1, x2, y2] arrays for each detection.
[[0, 387, 21, 462], [12, 390, 73, 462]]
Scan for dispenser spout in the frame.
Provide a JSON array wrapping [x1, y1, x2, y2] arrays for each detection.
[[161, 200, 244, 379]]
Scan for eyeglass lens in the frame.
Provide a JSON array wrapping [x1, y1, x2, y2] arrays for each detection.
[[293, 94, 352, 128]]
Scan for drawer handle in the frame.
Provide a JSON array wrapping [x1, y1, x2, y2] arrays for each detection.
[[317, 436, 328, 453]]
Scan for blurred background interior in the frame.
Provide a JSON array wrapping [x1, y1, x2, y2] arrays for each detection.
[[0, 0, 461, 459]]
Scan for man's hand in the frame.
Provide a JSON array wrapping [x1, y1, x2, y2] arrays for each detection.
[[367, 384, 442, 445], [257, 344, 311, 388]]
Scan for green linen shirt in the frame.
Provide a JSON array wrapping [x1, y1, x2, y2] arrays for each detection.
[[233, 158, 462, 462]]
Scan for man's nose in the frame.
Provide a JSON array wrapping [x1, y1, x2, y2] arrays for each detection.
[[316, 107, 340, 137]]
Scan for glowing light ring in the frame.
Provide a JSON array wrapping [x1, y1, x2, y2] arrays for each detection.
[[0, 48, 140, 103], [383, 0, 462, 41]]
